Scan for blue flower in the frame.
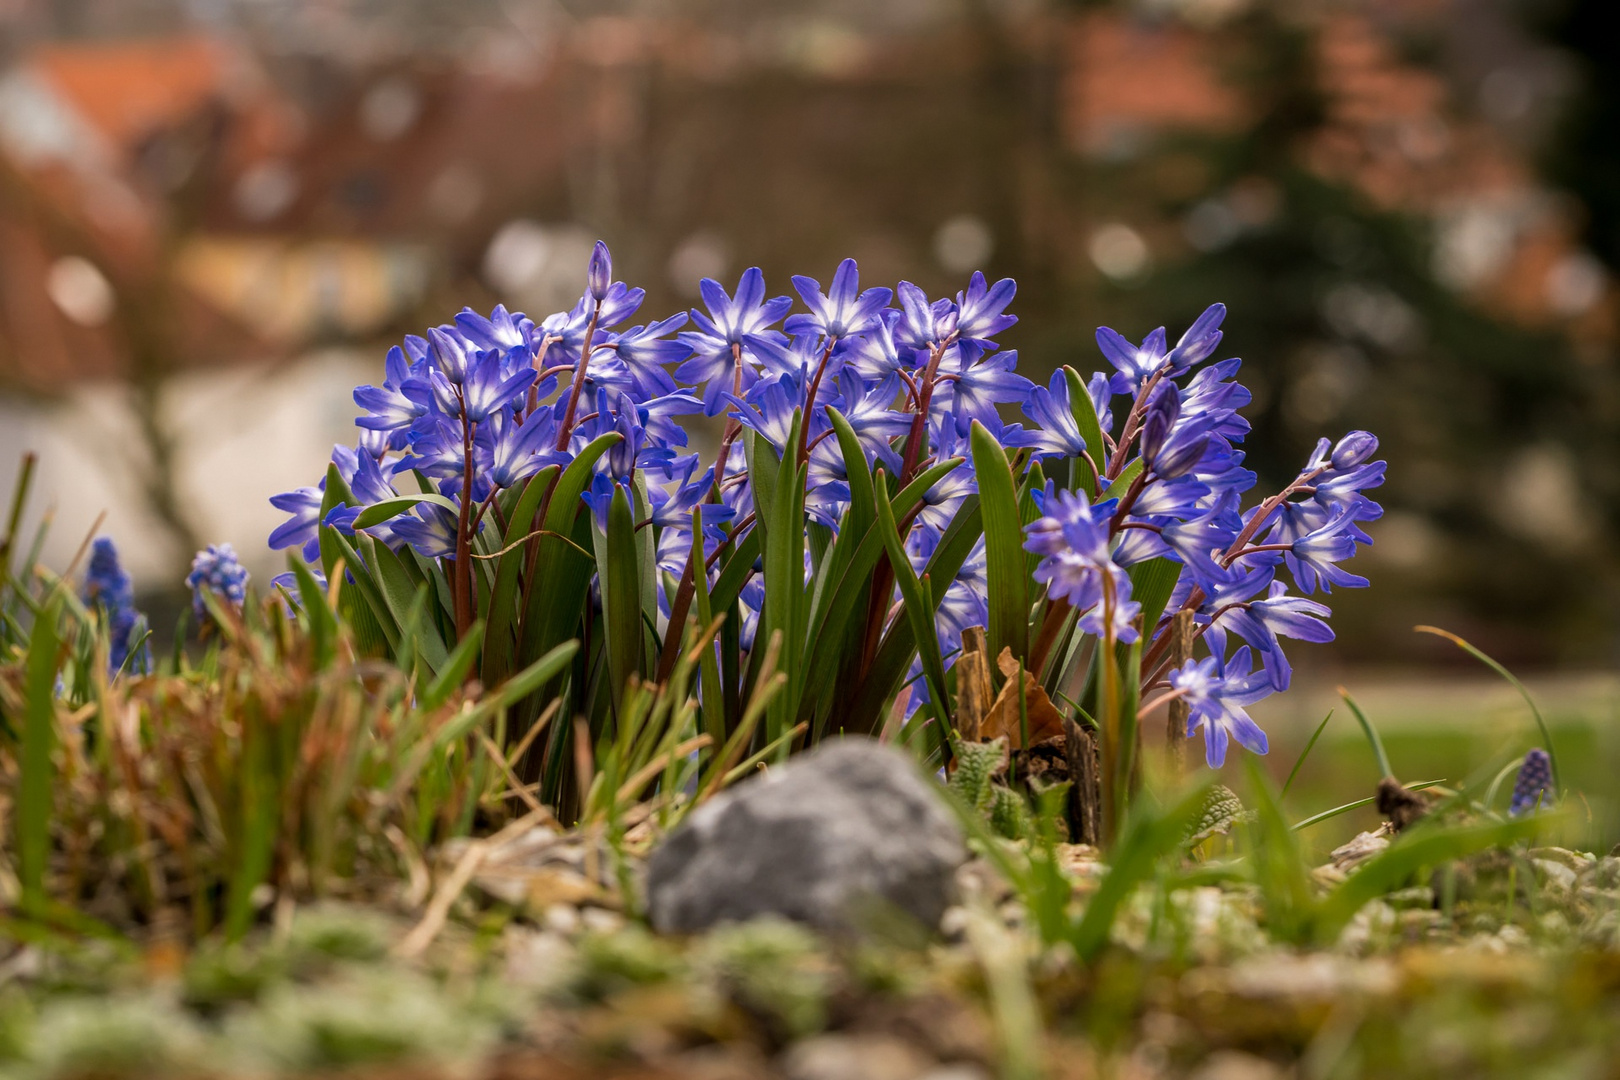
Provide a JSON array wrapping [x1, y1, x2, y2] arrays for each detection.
[[1508, 748, 1552, 816], [843, 310, 911, 381], [269, 485, 324, 562], [932, 348, 1031, 436], [354, 345, 427, 449], [1285, 506, 1370, 594], [954, 272, 1017, 347], [1205, 579, 1334, 691], [479, 408, 564, 490], [453, 304, 535, 355], [676, 268, 793, 415], [893, 281, 958, 351], [1005, 369, 1090, 460], [1096, 323, 1168, 392], [187, 543, 250, 619], [786, 258, 893, 339], [833, 370, 910, 471], [726, 375, 801, 457], [1160, 495, 1240, 592], [459, 350, 537, 422], [1024, 487, 1141, 642], [82, 537, 151, 675], [1140, 381, 1212, 479], [1165, 302, 1226, 374], [391, 503, 473, 560], [1169, 645, 1271, 768]]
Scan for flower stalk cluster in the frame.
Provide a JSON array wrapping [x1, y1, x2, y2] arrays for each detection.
[[266, 242, 1383, 822]]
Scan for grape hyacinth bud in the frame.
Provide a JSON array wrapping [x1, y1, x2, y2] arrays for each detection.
[[587, 240, 612, 301], [1330, 430, 1379, 470], [1507, 748, 1552, 816], [81, 536, 151, 675], [187, 543, 250, 619]]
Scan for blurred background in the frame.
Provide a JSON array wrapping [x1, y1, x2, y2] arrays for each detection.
[[0, 0, 1616, 701]]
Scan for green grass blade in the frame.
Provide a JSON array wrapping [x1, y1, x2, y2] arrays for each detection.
[[1291, 779, 1448, 831], [1070, 783, 1210, 962], [16, 598, 62, 914], [1313, 813, 1552, 944], [1415, 625, 1561, 793], [1339, 686, 1393, 779], [1281, 709, 1333, 799]]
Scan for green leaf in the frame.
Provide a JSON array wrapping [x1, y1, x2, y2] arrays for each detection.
[[482, 464, 558, 687], [287, 555, 335, 669], [423, 621, 485, 711], [1070, 784, 1210, 962], [1122, 557, 1181, 664], [690, 508, 727, 748], [1414, 625, 1561, 793], [873, 469, 950, 726], [1063, 366, 1106, 497], [597, 483, 644, 716], [515, 432, 621, 676], [16, 599, 61, 914], [433, 640, 580, 749], [841, 494, 982, 736], [351, 493, 460, 530], [1340, 687, 1394, 779], [971, 421, 1029, 670], [369, 538, 449, 675], [1101, 458, 1145, 502], [330, 532, 401, 653], [754, 420, 807, 746]]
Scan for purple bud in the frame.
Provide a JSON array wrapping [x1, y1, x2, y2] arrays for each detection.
[[1508, 748, 1552, 816], [1140, 380, 1181, 466], [1330, 430, 1378, 469], [587, 240, 612, 301]]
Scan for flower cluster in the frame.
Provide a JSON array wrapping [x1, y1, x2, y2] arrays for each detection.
[[187, 543, 250, 620], [81, 537, 150, 675], [1509, 748, 1552, 816], [267, 241, 1381, 773], [269, 244, 1024, 659], [1019, 307, 1385, 768]]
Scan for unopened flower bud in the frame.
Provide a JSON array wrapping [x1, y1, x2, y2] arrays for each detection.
[[1330, 430, 1378, 469], [587, 240, 612, 302], [1140, 380, 1181, 467]]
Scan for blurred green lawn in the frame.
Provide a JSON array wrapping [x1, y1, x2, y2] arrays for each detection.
[[1222, 671, 1620, 857]]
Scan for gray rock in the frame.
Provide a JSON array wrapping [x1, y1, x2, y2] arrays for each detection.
[[647, 738, 966, 934]]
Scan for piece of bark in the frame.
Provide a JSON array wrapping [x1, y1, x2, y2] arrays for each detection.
[[953, 626, 993, 744], [1064, 718, 1102, 846]]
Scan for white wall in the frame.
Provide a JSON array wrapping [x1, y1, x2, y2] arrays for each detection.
[[0, 349, 378, 594]]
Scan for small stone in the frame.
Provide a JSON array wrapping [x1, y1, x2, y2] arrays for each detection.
[[580, 907, 624, 933], [647, 739, 966, 934], [543, 903, 581, 936], [780, 1033, 936, 1080], [1187, 1050, 1288, 1080], [1533, 859, 1577, 896]]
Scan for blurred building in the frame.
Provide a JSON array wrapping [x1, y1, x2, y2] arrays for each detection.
[[0, 0, 1614, 663]]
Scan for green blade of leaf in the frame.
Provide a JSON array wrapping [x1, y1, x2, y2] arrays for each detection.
[[971, 420, 1029, 669], [16, 598, 62, 914]]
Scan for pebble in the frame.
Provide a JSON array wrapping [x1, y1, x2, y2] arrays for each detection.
[[780, 1033, 937, 1080]]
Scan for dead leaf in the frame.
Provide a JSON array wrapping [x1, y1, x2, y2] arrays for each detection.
[[981, 647, 1066, 749]]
